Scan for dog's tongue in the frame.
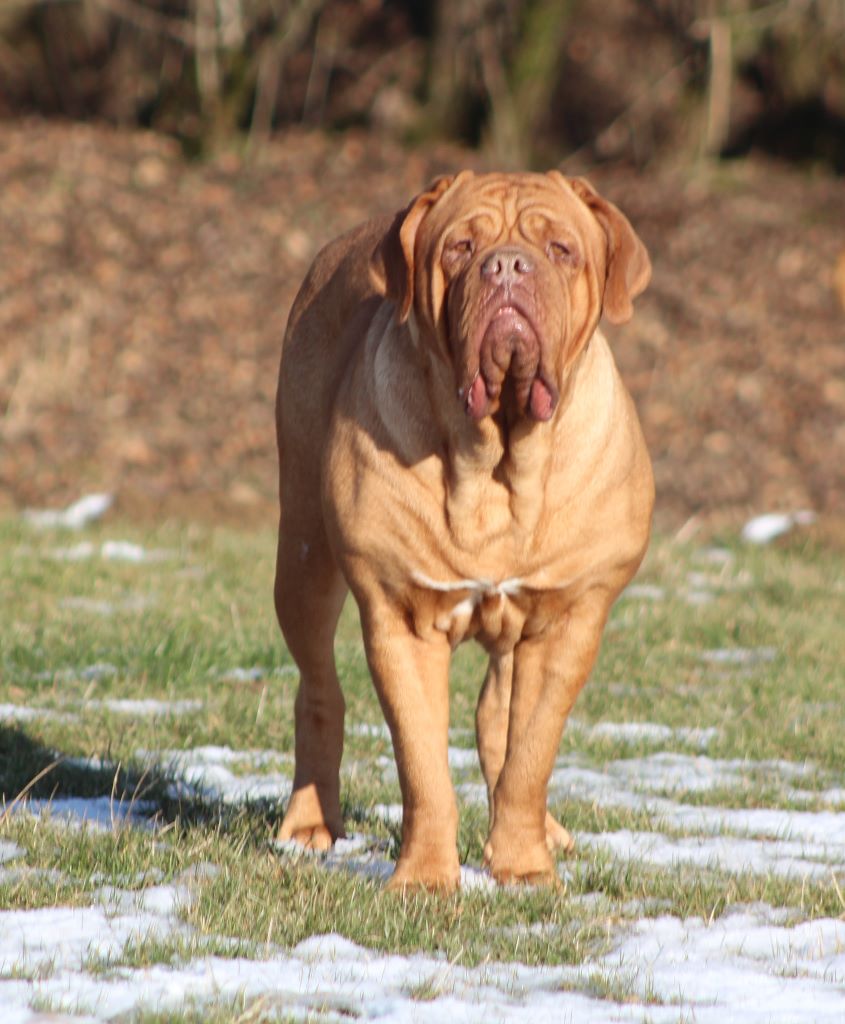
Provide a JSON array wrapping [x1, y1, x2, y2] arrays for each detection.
[[529, 377, 555, 421]]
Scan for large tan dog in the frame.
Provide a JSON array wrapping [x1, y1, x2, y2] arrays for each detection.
[[274, 171, 654, 890]]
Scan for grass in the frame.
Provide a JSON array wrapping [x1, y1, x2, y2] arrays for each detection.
[[1, 513, 844, 983]]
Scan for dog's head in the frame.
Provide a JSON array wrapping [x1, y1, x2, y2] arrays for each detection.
[[370, 171, 650, 422]]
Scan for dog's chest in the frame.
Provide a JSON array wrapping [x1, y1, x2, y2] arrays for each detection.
[[408, 571, 563, 651]]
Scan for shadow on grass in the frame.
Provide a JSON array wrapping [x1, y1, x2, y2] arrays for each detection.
[[0, 723, 287, 845], [0, 723, 152, 802]]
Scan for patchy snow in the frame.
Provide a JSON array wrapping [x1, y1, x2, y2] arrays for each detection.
[[742, 510, 817, 544], [46, 540, 174, 563], [214, 667, 297, 684], [348, 721, 393, 741], [372, 802, 404, 825], [573, 906, 845, 1023], [1, 694, 201, 723], [100, 540, 154, 563], [3, 732, 845, 1021], [0, 704, 77, 724], [33, 662, 118, 683], [0, 705, 48, 723], [217, 665, 298, 682], [23, 493, 113, 530], [656, 803, 845, 852], [217, 666, 265, 683], [697, 546, 735, 565], [0, 841, 25, 864], [143, 745, 287, 769], [448, 746, 478, 770], [550, 752, 845, 839], [551, 751, 817, 802], [85, 698, 203, 717], [622, 583, 666, 601], [566, 720, 721, 750], [0, 871, 199, 988], [145, 745, 292, 805], [699, 646, 778, 665], [11, 797, 156, 830], [46, 540, 98, 561], [579, 829, 841, 880], [59, 594, 155, 615], [2, 884, 845, 1023]]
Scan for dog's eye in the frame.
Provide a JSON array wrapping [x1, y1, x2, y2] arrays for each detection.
[[443, 239, 475, 272], [447, 239, 474, 256], [548, 241, 577, 263]]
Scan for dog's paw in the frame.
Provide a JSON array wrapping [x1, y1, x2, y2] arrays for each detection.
[[385, 855, 460, 893], [545, 811, 575, 854], [276, 787, 345, 851], [483, 828, 558, 887], [276, 822, 338, 852]]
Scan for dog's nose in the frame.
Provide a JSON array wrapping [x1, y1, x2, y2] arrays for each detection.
[[480, 247, 535, 283]]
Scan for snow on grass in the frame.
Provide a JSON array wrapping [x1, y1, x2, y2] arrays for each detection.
[[348, 721, 392, 741], [741, 510, 817, 544], [33, 663, 118, 683], [45, 540, 176, 563], [581, 905, 845, 1023], [1, 841, 25, 864], [10, 797, 157, 831], [3, 734, 844, 1021], [84, 698, 203, 717], [58, 594, 155, 615], [143, 745, 292, 805], [550, 750, 819, 802], [0, 705, 76, 724], [622, 583, 666, 601], [1, 694, 202, 723], [22, 493, 113, 530], [0, 705, 53, 724], [699, 646, 778, 666], [579, 830, 841, 880], [2, 882, 844, 1023], [568, 721, 721, 749], [216, 665, 298, 683]]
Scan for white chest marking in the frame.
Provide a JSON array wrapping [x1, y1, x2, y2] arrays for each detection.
[[411, 570, 524, 599]]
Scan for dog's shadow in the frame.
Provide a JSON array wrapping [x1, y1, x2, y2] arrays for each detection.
[[0, 723, 284, 843]]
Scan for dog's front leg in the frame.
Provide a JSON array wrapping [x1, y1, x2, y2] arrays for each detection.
[[477, 652, 575, 856], [357, 589, 459, 892], [484, 588, 611, 885]]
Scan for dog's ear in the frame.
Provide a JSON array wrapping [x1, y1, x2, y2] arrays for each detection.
[[557, 174, 651, 324], [370, 175, 459, 323]]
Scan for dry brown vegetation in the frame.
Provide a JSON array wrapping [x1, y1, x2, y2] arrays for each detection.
[[1, 119, 844, 529]]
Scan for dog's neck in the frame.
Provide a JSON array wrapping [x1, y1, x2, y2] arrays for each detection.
[[415, 324, 591, 553], [372, 311, 594, 554]]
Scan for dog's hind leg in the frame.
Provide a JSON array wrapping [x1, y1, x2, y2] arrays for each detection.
[[274, 513, 348, 851], [476, 653, 574, 857], [476, 653, 512, 835]]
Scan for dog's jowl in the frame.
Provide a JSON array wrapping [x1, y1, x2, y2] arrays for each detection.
[[273, 171, 654, 891]]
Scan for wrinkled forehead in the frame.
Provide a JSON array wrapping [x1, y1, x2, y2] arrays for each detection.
[[424, 172, 592, 238]]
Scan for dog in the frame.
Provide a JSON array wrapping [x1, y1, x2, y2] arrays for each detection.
[[273, 171, 653, 890]]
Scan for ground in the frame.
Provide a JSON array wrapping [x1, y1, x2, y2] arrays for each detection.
[[1, 518, 844, 1021], [1, 119, 844, 531]]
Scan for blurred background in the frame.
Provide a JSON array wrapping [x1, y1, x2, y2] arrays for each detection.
[[1, 0, 844, 532]]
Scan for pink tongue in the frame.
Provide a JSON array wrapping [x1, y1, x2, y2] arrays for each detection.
[[529, 378, 555, 421], [465, 375, 488, 419]]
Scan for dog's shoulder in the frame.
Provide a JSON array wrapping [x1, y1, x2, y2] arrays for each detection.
[[285, 216, 392, 337]]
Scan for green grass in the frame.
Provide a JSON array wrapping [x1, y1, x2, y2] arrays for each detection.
[[1, 514, 844, 976]]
